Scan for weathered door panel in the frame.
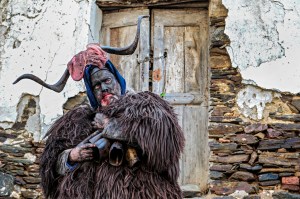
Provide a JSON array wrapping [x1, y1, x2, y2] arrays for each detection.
[[101, 9, 150, 91], [101, 8, 209, 192], [152, 9, 209, 190]]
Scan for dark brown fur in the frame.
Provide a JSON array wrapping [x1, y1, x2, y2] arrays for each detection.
[[40, 91, 185, 199]]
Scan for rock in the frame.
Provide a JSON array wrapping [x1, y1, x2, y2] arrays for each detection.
[[270, 123, 300, 132], [21, 190, 39, 198], [272, 191, 300, 199], [254, 132, 265, 139], [281, 184, 300, 192], [282, 176, 299, 185], [258, 153, 299, 166], [249, 152, 258, 165], [229, 190, 249, 198], [0, 145, 32, 154], [23, 177, 41, 184], [244, 123, 268, 134], [243, 195, 261, 199], [0, 172, 14, 196], [219, 138, 231, 143], [181, 184, 200, 198], [266, 128, 283, 138], [210, 181, 258, 195], [4, 157, 33, 165], [209, 123, 244, 135], [209, 0, 228, 18], [213, 197, 235, 199], [260, 168, 295, 173], [259, 180, 280, 186], [231, 134, 258, 145], [210, 154, 249, 163], [277, 148, 287, 153], [279, 173, 295, 177], [257, 139, 285, 150], [281, 137, 300, 149], [258, 173, 279, 181], [210, 171, 225, 180], [209, 141, 238, 151], [210, 164, 233, 172], [14, 176, 26, 185], [210, 55, 231, 70], [210, 116, 243, 123], [211, 106, 232, 116], [27, 164, 39, 172], [230, 171, 255, 181], [240, 164, 262, 172]]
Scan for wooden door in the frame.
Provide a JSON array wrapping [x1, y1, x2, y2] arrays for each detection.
[[152, 9, 209, 191], [101, 8, 150, 91], [101, 8, 209, 192]]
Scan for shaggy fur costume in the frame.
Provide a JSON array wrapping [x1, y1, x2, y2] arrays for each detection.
[[40, 91, 185, 199]]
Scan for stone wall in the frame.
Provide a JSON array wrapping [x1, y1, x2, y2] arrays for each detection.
[[0, 95, 45, 198], [208, 0, 300, 198]]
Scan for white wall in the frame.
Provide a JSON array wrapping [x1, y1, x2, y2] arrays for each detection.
[[0, 0, 102, 140], [223, 0, 300, 94]]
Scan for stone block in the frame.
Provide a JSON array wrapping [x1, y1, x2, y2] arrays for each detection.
[[281, 184, 300, 192], [273, 191, 300, 198], [209, 141, 238, 151], [210, 164, 233, 172], [209, 123, 243, 135], [209, 0, 228, 18], [259, 180, 280, 186], [0, 172, 14, 196], [210, 55, 232, 70], [231, 134, 258, 145], [244, 123, 268, 134], [210, 154, 249, 164], [210, 181, 258, 195], [239, 164, 262, 172], [258, 173, 279, 181], [230, 171, 255, 181], [210, 171, 225, 180], [282, 176, 300, 185]]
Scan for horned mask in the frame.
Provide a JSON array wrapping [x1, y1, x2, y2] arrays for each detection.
[[13, 16, 149, 92]]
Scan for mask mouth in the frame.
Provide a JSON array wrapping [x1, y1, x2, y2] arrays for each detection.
[[101, 93, 113, 106]]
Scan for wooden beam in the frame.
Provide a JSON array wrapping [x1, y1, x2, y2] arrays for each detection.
[[96, 0, 208, 10]]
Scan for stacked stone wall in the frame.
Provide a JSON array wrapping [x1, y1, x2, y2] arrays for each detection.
[[209, 0, 300, 198]]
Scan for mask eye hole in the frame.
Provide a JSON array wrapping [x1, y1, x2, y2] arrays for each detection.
[[94, 84, 101, 90], [105, 78, 112, 84]]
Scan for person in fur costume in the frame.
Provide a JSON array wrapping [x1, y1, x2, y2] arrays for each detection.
[[13, 16, 185, 199]]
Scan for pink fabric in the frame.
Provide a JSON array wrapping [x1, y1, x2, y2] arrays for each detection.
[[67, 44, 108, 81]]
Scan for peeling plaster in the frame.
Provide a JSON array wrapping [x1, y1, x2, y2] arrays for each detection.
[[0, 0, 102, 138], [223, 0, 300, 94], [237, 85, 278, 120]]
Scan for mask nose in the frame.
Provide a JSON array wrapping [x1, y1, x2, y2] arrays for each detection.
[[102, 88, 109, 93]]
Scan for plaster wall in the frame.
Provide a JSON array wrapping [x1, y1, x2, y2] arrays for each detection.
[[0, 0, 102, 140], [223, 0, 300, 94]]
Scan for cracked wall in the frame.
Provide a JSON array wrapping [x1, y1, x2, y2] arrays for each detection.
[[223, 0, 300, 94], [209, 1, 300, 196], [0, 0, 102, 139]]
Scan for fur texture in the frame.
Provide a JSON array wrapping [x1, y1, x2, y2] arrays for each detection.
[[40, 91, 185, 199]]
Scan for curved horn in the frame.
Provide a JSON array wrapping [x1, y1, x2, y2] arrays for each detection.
[[13, 68, 70, 93], [100, 15, 149, 55], [13, 16, 148, 92]]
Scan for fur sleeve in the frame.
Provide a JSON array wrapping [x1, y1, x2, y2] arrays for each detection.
[[39, 105, 94, 198]]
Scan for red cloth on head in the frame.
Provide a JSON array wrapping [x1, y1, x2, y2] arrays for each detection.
[[67, 44, 108, 81]]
